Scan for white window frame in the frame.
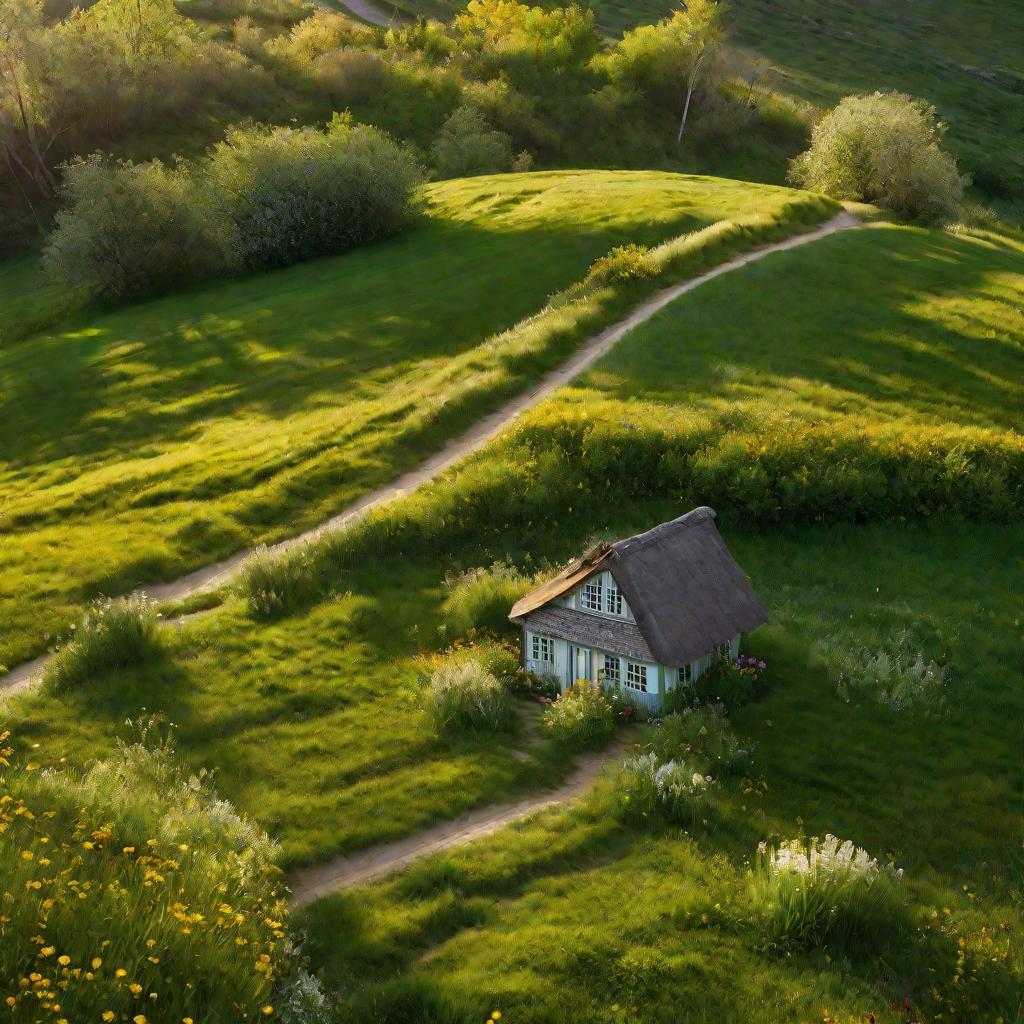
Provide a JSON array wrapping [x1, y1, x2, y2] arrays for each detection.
[[581, 579, 603, 612], [601, 654, 620, 685], [605, 578, 623, 616], [680, 662, 693, 684], [531, 634, 554, 664], [625, 661, 648, 692]]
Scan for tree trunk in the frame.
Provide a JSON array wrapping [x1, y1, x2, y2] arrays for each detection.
[[677, 50, 705, 144]]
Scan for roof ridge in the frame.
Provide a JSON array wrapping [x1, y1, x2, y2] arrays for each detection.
[[612, 506, 716, 554]]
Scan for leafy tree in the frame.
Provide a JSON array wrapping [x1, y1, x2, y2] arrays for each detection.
[[606, 0, 727, 143], [429, 104, 516, 178], [789, 91, 967, 222]]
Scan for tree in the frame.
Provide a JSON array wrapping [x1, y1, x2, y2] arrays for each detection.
[[606, 0, 727, 144]]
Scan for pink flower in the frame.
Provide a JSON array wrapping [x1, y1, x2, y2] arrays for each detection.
[[758, 661, 766, 670]]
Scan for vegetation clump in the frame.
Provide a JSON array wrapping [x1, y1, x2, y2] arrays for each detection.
[[44, 117, 422, 297], [427, 655, 513, 732], [613, 750, 715, 828], [789, 91, 966, 222], [0, 726, 297, 1022], [542, 680, 614, 749], [238, 543, 327, 618], [751, 834, 906, 951], [429, 105, 521, 178], [827, 628, 949, 713], [442, 561, 534, 638], [584, 243, 658, 287], [650, 706, 755, 777], [43, 594, 163, 691]]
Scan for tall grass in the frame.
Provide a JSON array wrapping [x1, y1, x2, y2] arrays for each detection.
[[650, 706, 756, 777], [751, 834, 907, 953], [43, 595, 163, 691], [427, 656, 513, 732], [0, 726, 296, 1022], [441, 561, 535, 638], [542, 680, 614, 750], [613, 750, 715, 829]]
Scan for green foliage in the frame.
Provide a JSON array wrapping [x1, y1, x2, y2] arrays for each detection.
[[650, 707, 755, 777], [42, 155, 238, 299], [207, 115, 423, 271], [44, 117, 422, 297], [584, 243, 657, 287], [441, 561, 533, 638], [43, 595, 163, 692], [237, 543, 328, 618], [613, 750, 715, 828], [695, 655, 766, 707], [542, 680, 614, 750], [790, 92, 967, 222], [0, 726, 292, 1022], [429, 105, 517, 178], [427, 655, 513, 732], [824, 627, 949, 713], [605, 0, 726, 114], [751, 834, 907, 953]]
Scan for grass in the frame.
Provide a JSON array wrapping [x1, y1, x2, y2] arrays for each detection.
[[0, 170, 831, 669], [297, 520, 1024, 1024]]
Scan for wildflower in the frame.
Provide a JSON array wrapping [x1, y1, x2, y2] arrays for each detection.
[[41, 947, 55, 957], [103, 1013, 115, 1022], [57, 956, 70, 966], [92, 958, 102, 969], [115, 968, 128, 978], [134, 1016, 148, 1024], [130, 983, 143, 995], [262, 1006, 274, 1015]]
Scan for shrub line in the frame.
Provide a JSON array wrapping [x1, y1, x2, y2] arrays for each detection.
[[0, 206, 856, 695]]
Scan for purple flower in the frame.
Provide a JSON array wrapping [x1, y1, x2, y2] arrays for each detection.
[[758, 660, 767, 670]]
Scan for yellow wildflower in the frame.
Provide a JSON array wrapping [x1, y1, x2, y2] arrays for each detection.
[[129, 983, 143, 995], [115, 968, 128, 978], [262, 1007, 274, 1016], [134, 1015, 148, 1024], [41, 947, 55, 957], [103, 1012, 115, 1022], [57, 956, 70, 966], [92, 958, 102, 970]]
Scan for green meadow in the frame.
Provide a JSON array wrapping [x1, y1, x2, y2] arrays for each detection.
[[0, 171, 828, 669]]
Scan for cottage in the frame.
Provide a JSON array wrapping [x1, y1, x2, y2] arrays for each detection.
[[509, 506, 768, 712]]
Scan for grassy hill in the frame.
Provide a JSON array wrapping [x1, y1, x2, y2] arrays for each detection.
[[0, 170, 829, 669], [8, 209, 1021, 1019]]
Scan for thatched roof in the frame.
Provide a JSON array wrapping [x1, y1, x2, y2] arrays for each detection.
[[510, 507, 767, 665]]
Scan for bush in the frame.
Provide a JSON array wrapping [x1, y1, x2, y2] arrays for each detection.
[[238, 543, 327, 618], [695, 654, 767, 707], [752, 834, 906, 952], [429, 105, 517, 178], [428, 656, 513, 732], [828, 628, 948, 713], [584, 243, 658, 288], [442, 561, 534, 638], [789, 92, 967, 222], [651, 707, 755, 777], [542, 680, 614, 750], [43, 594, 163, 691], [207, 115, 423, 271], [43, 155, 238, 299], [613, 751, 714, 828], [0, 726, 293, 1021]]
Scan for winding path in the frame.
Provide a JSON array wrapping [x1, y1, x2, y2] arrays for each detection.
[[288, 734, 630, 907], [320, 0, 394, 28], [0, 211, 859, 698]]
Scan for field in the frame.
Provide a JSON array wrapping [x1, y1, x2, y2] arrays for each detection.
[[299, 520, 1024, 1024], [0, 171, 832, 669]]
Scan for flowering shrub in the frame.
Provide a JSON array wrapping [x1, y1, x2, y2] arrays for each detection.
[[542, 680, 614, 750], [696, 654, 767, 707], [43, 594, 163, 691], [428, 656, 513, 732], [752, 834, 906, 951], [829, 628, 948, 713], [0, 727, 294, 1022], [651, 706, 755, 777], [614, 751, 714, 828]]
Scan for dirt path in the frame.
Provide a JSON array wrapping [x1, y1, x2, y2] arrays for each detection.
[[288, 733, 631, 907], [320, 0, 394, 27], [0, 211, 858, 698]]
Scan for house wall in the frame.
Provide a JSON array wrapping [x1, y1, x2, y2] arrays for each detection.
[[524, 628, 743, 712]]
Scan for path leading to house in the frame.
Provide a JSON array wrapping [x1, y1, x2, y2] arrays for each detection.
[[0, 211, 859, 698], [288, 733, 631, 907]]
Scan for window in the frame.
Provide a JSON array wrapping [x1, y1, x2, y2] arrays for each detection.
[[581, 579, 603, 611], [680, 662, 693, 684], [626, 661, 648, 692], [716, 642, 732, 662], [601, 654, 620, 684], [605, 580, 623, 616], [531, 634, 553, 663]]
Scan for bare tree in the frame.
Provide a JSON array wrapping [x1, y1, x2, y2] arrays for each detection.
[[675, 0, 726, 144]]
